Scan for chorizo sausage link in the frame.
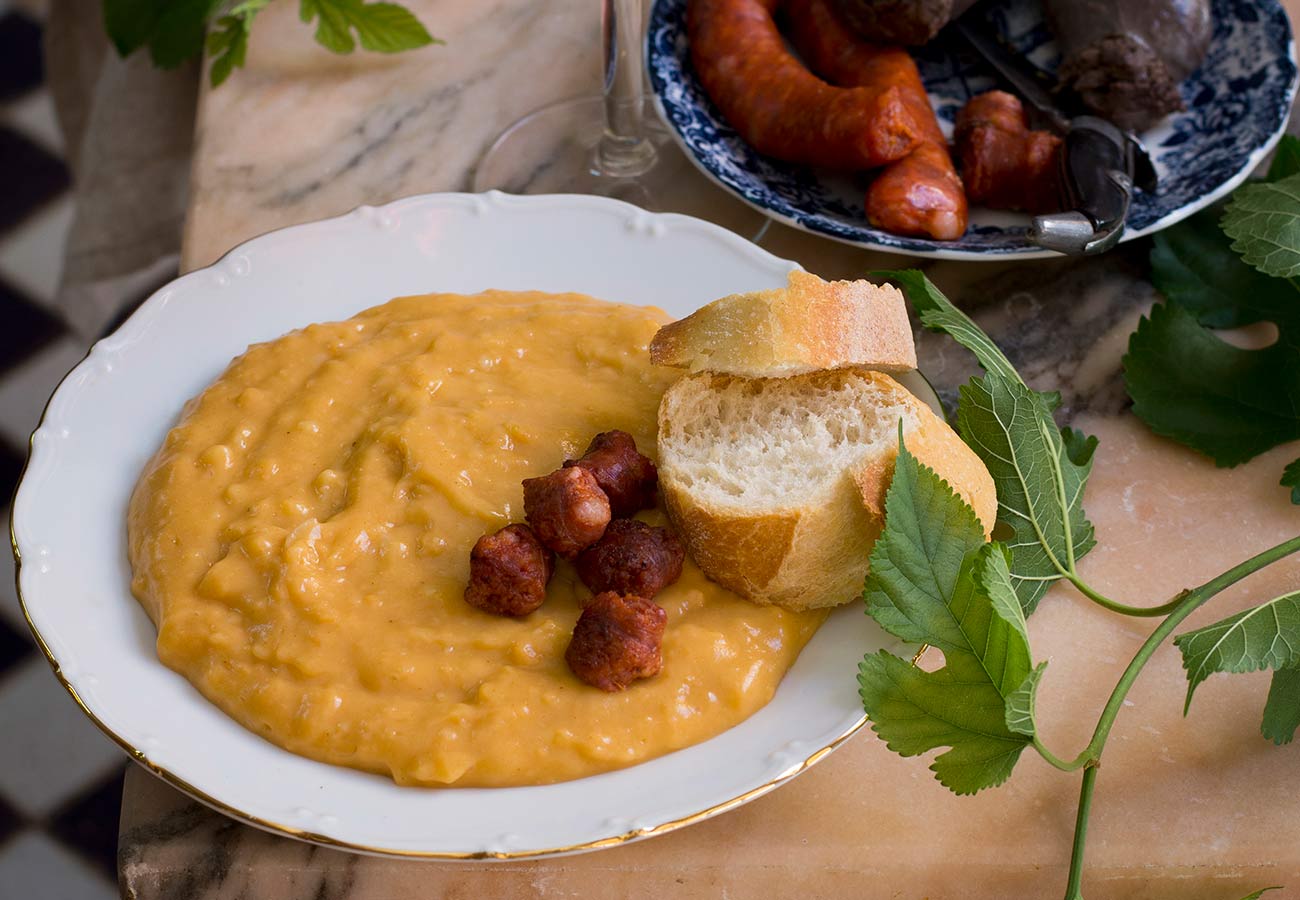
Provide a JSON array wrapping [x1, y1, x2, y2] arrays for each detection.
[[955, 91, 1063, 213], [688, 0, 921, 171], [781, 0, 968, 240]]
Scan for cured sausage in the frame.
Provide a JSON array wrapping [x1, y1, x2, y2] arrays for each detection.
[[566, 592, 667, 692], [955, 91, 1063, 213], [688, 0, 921, 171], [782, 0, 968, 240], [522, 466, 611, 559], [464, 524, 555, 617], [575, 519, 685, 599], [828, 0, 978, 47], [564, 430, 658, 518]]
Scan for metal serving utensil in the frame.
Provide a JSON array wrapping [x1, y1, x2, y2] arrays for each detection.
[[952, 18, 1158, 255]]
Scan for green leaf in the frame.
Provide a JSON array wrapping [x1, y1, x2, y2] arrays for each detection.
[[1123, 302, 1300, 467], [1133, 173, 1300, 499], [1222, 173, 1300, 278], [864, 433, 987, 646], [1262, 666, 1300, 745], [1060, 426, 1098, 468], [1282, 458, 1300, 505], [206, 0, 271, 87], [860, 542, 1037, 795], [299, 0, 438, 55], [1268, 135, 1300, 181], [1173, 591, 1300, 713], [1149, 208, 1299, 329], [103, 0, 221, 68], [1005, 661, 1047, 738], [1236, 888, 1284, 900], [880, 270, 1098, 615], [957, 374, 1097, 614], [876, 269, 1024, 388]]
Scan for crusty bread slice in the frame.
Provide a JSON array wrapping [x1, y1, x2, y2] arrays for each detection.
[[649, 270, 917, 377], [657, 368, 996, 610]]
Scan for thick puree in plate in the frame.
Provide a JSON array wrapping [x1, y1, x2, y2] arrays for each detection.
[[128, 290, 825, 787]]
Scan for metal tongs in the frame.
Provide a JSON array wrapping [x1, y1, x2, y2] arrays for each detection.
[[953, 19, 1158, 255]]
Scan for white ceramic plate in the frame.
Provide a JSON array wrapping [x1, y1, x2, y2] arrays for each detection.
[[12, 192, 921, 859]]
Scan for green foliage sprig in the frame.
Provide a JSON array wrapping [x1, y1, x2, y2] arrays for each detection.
[[865, 271, 1300, 900], [103, 0, 440, 87], [1127, 135, 1300, 498]]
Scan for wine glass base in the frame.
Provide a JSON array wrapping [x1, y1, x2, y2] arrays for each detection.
[[474, 96, 769, 239]]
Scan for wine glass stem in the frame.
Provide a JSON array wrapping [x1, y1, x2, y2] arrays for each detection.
[[598, 0, 656, 177]]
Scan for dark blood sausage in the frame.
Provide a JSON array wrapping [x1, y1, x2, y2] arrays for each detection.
[[522, 466, 611, 559], [575, 519, 686, 599], [464, 524, 556, 617], [563, 430, 658, 518], [566, 592, 667, 692], [828, 0, 978, 47], [1044, 0, 1210, 132], [955, 91, 1063, 214], [781, 0, 968, 240], [688, 0, 921, 171]]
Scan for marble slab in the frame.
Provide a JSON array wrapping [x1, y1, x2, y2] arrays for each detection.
[[121, 1, 1300, 897]]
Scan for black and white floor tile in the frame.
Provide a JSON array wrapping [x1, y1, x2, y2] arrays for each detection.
[[0, 1, 130, 897]]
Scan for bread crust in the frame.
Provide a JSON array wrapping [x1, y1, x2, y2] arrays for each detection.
[[658, 369, 996, 611], [649, 271, 917, 377]]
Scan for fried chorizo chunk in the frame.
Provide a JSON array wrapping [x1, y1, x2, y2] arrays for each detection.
[[464, 524, 555, 616], [522, 466, 611, 558], [955, 91, 1063, 214], [566, 592, 667, 691], [574, 519, 685, 599], [564, 430, 658, 518]]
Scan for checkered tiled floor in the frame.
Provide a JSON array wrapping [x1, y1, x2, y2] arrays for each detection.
[[1, 2, 132, 897]]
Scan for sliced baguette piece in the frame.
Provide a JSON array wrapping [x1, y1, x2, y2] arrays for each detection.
[[649, 270, 917, 377], [657, 368, 996, 611]]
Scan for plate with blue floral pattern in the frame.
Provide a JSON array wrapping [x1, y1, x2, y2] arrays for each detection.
[[647, 0, 1298, 259]]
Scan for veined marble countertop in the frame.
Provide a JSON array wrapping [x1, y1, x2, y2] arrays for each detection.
[[120, 1, 1300, 897]]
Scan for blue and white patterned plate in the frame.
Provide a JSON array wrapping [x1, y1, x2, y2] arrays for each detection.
[[647, 0, 1299, 259]]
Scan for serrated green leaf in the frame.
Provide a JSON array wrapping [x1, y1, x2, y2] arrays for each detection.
[[1005, 661, 1047, 738], [1149, 208, 1299, 330], [860, 543, 1035, 795], [103, 0, 164, 55], [1282, 458, 1300, 505], [1222, 173, 1300, 278], [957, 374, 1097, 614], [876, 269, 1024, 388], [1123, 303, 1300, 467], [103, 0, 221, 68], [299, 0, 438, 55], [880, 271, 1098, 615], [864, 435, 987, 646], [1269, 135, 1300, 181], [1173, 591, 1300, 713], [206, 0, 270, 87], [1136, 198, 1300, 498], [1262, 666, 1300, 745], [1060, 426, 1098, 468]]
